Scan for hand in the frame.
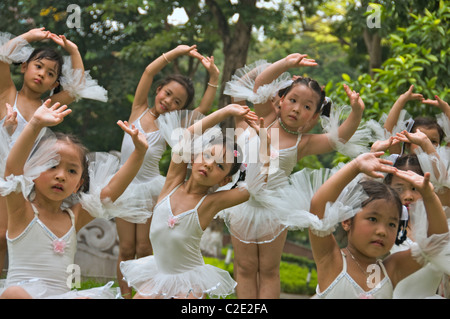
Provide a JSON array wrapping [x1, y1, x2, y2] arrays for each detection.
[[201, 56, 220, 81], [394, 129, 430, 148], [225, 104, 258, 122], [354, 152, 397, 179], [343, 84, 365, 113], [422, 95, 449, 111], [400, 85, 424, 102], [247, 117, 272, 163], [31, 99, 71, 128], [117, 120, 148, 154], [370, 136, 400, 153], [49, 33, 79, 54], [393, 170, 434, 195], [23, 27, 51, 42], [174, 44, 200, 59], [3, 103, 18, 136], [284, 53, 318, 68]]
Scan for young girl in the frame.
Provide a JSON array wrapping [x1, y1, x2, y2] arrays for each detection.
[[0, 100, 149, 298], [119, 103, 278, 299], [115, 44, 220, 298], [221, 53, 365, 299], [384, 154, 449, 298], [383, 85, 447, 154], [308, 152, 449, 299], [0, 27, 107, 275]]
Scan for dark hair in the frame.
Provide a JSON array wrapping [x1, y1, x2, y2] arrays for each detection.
[[208, 136, 243, 177], [54, 132, 90, 193], [156, 74, 195, 109], [359, 179, 404, 245], [411, 116, 444, 144], [384, 154, 423, 185], [25, 47, 64, 94], [279, 76, 329, 115]]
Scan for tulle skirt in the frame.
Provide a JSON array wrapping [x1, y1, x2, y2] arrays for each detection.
[[0, 278, 120, 299], [120, 256, 236, 299]]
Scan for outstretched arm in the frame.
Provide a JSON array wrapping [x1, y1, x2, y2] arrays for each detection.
[[422, 95, 450, 122], [47, 33, 84, 105], [309, 153, 396, 289], [4, 100, 71, 219], [253, 53, 317, 120], [75, 121, 148, 230], [132, 45, 200, 116], [195, 56, 220, 115]]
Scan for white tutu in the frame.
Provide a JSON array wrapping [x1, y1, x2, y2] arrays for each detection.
[[0, 32, 33, 64], [120, 255, 235, 299], [0, 278, 120, 299], [79, 152, 152, 224], [321, 104, 372, 158], [223, 60, 293, 104], [436, 113, 450, 144], [379, 109, 414, 138], [0, 127, 59, 199], [409, 200, 450, 275], [59, 56, 108, 102], [220, 161, 320, 244], [415, 146, 450, 193]]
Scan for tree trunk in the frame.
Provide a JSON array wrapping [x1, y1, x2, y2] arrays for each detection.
[[206, 0, 256, 109], [363, 28, 382, 77]]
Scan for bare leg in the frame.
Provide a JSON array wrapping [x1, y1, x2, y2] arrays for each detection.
[[0, 197, 7, 276], [231, 235, 259, 299], [0, 286, 33, 299], [115, 218, 137, 299], [257, 229, 287, 299]]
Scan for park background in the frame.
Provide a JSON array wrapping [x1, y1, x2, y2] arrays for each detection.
[[1, 0, 448, 297]]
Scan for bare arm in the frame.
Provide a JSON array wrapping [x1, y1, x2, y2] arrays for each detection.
[[194, 56, 220, 115], [309, 153, 396, 289], [253, 53, 317, 120], [132, 45, 200, 117]]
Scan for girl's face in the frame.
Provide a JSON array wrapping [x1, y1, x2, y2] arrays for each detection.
[[154, 81, 189, 114], [191, 144, 233, 187], [345, 199, 399, 259], [34, 141, 84, 202], [279, 85, 320, 131], [21, 58, 60, 94], [390, 174, 421, 209], [408, 126, 441, 153]]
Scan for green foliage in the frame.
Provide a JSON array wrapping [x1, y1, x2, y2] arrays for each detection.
[[328, 1, 449, 122]]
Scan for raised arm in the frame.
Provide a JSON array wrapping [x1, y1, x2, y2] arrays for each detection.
[[0, 28, 49, 116], [4, 100, 71, 219], [194, 56, 220, 115], [132, 45, 200, 115], [253, 53, 317, 120], [46, 33, 84, 105], [309, 153, 395, 288]]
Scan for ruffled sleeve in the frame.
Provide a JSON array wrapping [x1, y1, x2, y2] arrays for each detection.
[[0, 32, 33, 64], [59, 56, 108, 102], [0, 128, 60, 199], [223, 60, 293, 104], [155, 110, 222, 163], [408, 200, 450, 274], [78, 152, 152, 224], [321, 104, 372, 158], [436, 113, 450, 144], [309, 177, 368, 237], [415, 146, 450, 193]]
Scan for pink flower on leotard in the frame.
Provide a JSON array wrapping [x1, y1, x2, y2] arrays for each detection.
[[168, 216, 178, 228], [53, 239, 67, 254]]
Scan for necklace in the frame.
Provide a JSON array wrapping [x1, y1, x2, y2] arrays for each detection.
[[344, 247, 369, 276], [148, 108, 158, 118], [278, 117, 299, 135]]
